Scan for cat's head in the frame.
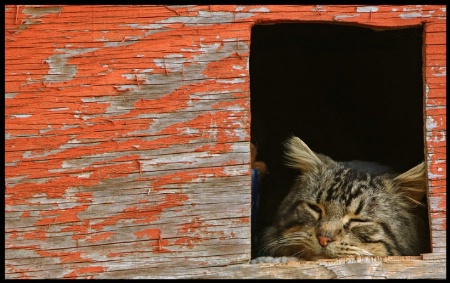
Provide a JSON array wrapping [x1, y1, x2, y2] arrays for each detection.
[[260, 136, 428, 260]]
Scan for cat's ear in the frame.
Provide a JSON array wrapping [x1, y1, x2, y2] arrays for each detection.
[[394, 162, 427, 207], [284, 136, 323, 173]]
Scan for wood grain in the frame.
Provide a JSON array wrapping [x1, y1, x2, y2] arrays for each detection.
[[5, 5, 446, 279]]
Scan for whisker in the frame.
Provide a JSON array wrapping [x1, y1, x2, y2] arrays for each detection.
[[338, 245, 374, 256], [259, 231, 310, 257]]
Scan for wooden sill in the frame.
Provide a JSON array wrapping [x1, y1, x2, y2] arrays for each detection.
[[237, 254, 446, 279]]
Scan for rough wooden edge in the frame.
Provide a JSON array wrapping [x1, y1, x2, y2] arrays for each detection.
[[93, 255, 446, 279]]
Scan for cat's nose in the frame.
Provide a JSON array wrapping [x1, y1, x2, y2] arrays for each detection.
[[317, 235, 333, 247]]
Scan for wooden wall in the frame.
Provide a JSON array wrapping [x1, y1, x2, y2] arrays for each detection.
[[5, 5, 446, 279]]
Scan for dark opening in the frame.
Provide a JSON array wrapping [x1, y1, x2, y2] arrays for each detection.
[[250, 23, 426, 258]]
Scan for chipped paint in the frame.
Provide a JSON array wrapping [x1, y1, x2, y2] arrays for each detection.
[[426, 116, 438, 131], [400, 12, 430, 19], [11, 114, 32, 118], [44, 49, 89, 82], [334, 14, 361, 20], [431, 67, 446, 77], [312, 5, 327, 13], [356, 6, 378, 13], [249, 7, 269, 13], [5, 92, 19, 99], [22, 6, 62, 17]]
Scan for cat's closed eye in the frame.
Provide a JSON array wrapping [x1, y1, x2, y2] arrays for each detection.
[[306, 203, 322, 214], [343, 218, 370, 229]]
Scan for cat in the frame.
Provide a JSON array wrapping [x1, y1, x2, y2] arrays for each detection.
[[256, 136, 430, 261]]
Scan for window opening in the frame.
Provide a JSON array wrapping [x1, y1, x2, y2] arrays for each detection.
[[249, 23, 428, 259]]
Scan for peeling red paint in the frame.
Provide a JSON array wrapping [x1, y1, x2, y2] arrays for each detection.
[[149, 167, 228, 191], [134, 228, 161, 239], [22, 228, 47, 241], [152, 237, 171, 253], [437, 197, 447, 211], [61, 221, 90, 238], [63, 266, 106, 279], [133, 87, 192, 114], [5, 264, 32, 279], [429, 163, 446, 178], [107, 251, 129, 257], [237, 217, 250, 223], [174, 217, 209, 249], [86, 231, 115, 243], [7, 230, 19, 240], [36, 204, 89, 226], [21, 211, 31, 218], [37, 249, 93, 264], [429, 182, 446, 192], [174, 236, 201, 248], [92, 193, 188, 230], [179, 216, 204, 234], [203, 56, 248, 79]]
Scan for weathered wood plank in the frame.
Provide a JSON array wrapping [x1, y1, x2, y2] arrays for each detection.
[[4, 255, 447, 279]]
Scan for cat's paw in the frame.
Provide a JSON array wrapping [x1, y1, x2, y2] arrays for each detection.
[[249, 256, 299, 264]]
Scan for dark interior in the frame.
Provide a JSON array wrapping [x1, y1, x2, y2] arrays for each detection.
[[249, 23, 425, 257]]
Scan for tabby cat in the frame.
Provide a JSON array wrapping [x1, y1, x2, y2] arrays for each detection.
[[258, 136, 430, 261]]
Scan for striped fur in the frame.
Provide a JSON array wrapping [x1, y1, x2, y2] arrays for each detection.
[[259, 136, 430, 260]]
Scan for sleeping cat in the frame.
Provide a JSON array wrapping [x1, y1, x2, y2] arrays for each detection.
[[254, 136, 430, 262]]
